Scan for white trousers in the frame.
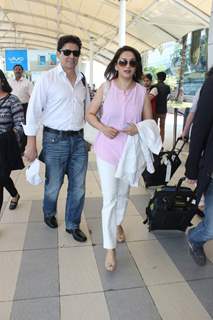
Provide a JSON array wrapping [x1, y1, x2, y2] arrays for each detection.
[[96, 157, 130, 249]]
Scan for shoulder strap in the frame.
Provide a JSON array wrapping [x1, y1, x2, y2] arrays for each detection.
[[81, 72, 86, 87]]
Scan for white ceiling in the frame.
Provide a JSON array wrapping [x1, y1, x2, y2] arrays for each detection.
[[0, 0, 211, 64]]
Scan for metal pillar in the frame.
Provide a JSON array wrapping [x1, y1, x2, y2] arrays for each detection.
[[119, 0, 127, 47], [208, 0, 213, 68], [89, 37, 94, 87], [57, 0, 61, 39]]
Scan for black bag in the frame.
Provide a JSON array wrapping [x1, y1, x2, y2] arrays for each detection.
[[144, 177, 202, 232], [142, 137, 187, 187]]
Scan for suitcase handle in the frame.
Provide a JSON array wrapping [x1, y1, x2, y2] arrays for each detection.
[[176, 176, 186, 191], [168, 177, 197, 210], [170, 137, 187, 156], [176, 177, 197, 200]]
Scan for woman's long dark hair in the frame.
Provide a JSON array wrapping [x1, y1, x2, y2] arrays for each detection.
[[104, 46, 143, 82], [0, 70, 12, 93]]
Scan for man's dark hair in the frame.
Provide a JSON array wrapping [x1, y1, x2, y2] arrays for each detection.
[[57, 35, 82, 52], [104, 45, 143, 83], [157, 71, 166, 82], [13, 64, 24, 71], [0, 69, 12, 93], [144, 73, 152, 81]]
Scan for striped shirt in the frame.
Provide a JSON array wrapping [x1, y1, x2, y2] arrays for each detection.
[[0, 94, 24, 135]]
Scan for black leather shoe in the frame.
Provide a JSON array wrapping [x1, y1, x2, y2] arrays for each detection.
[[9, 194, 20, 210], [44, 216, 58, 229], [66, 228, 87, 242]]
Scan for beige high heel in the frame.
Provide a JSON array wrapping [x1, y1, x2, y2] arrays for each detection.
[[117, 225, 126, 243], [105, 249, 117, 272]]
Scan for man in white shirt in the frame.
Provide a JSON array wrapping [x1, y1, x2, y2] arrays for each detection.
[[24, 35, 90, 242], [9, 64, 33, 121]]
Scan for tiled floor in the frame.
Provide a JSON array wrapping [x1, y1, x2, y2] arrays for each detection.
[[0, 115, 213, 320]]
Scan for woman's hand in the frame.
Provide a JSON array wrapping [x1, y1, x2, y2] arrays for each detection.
[[102, 125, 119, 139], [121, 123, 138, 136]]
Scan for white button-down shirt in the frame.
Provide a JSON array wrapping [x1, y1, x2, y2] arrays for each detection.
[[24, 64, 90, 136], [9, 77, 33, 104]]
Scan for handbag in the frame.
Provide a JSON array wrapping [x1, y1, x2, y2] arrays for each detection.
[[143, 177, 202, 232], [142, 137, 186, 187], [83, 81, 110, 145], [83, 121, 99, 145]]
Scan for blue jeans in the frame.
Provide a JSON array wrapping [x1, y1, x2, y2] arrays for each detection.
[[42, 130, 88, 230], [188, 178, 213, 247]]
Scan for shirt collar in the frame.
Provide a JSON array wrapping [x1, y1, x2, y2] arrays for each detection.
[[57, 63, 83, 84], [56, 63, 65, 74], [14, 76, 24, 82]]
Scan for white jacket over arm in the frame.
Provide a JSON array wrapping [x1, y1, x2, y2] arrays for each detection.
[[115, 119, 162, 186]]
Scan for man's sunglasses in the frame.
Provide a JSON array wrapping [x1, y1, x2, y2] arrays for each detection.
[[117, 59, 137, 68], [60, 49, 80, 57]]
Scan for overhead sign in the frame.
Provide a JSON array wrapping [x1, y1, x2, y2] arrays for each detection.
[[5, 49, 28, 71], [29, 51, 57, 71]]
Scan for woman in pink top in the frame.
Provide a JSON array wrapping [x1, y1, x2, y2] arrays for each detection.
[[86, 46, 152, 271]]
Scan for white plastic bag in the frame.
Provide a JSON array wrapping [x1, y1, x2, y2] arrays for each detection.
[[26, 159, 43, 185]]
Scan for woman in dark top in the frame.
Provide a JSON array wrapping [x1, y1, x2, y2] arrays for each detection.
[[0, 70, 24, 213]]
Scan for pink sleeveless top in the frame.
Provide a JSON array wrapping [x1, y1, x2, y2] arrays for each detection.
[[94, 80, 146, 165]]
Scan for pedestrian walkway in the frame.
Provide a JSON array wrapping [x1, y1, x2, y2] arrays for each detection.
[[0, 115, 213, 320]]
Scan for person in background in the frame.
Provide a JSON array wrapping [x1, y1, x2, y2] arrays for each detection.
[[88, 84, 96, 101], [9, 64, 33, 153], [185, 67, 213, 266], [153, 71, 170, 143], [143, 73, 158, 117], [0, 70, 24, 213], [86, 46, 152, 271], [142, 73, 152, 92], [8, 64, 33, 121], [24, 35, 90, 242]]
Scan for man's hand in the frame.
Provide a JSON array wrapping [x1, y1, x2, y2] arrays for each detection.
[[121, 123, 138, 136], [186, 178, 197, 185], [24, 136, 37, 162], [102, 126, 119, 139], [180, 133, 188, 141]]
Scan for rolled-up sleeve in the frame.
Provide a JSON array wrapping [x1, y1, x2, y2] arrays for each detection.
[[23, 75, 47, 136], [190, 87, 201, 113]]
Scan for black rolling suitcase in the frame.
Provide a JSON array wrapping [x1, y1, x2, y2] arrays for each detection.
[[142, 137, 187, 187], [144, 177, 203, 232]]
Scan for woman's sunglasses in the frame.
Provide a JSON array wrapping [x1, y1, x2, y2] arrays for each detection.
[[60, 49, 80, 57], [117, 59, 137, 68]]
